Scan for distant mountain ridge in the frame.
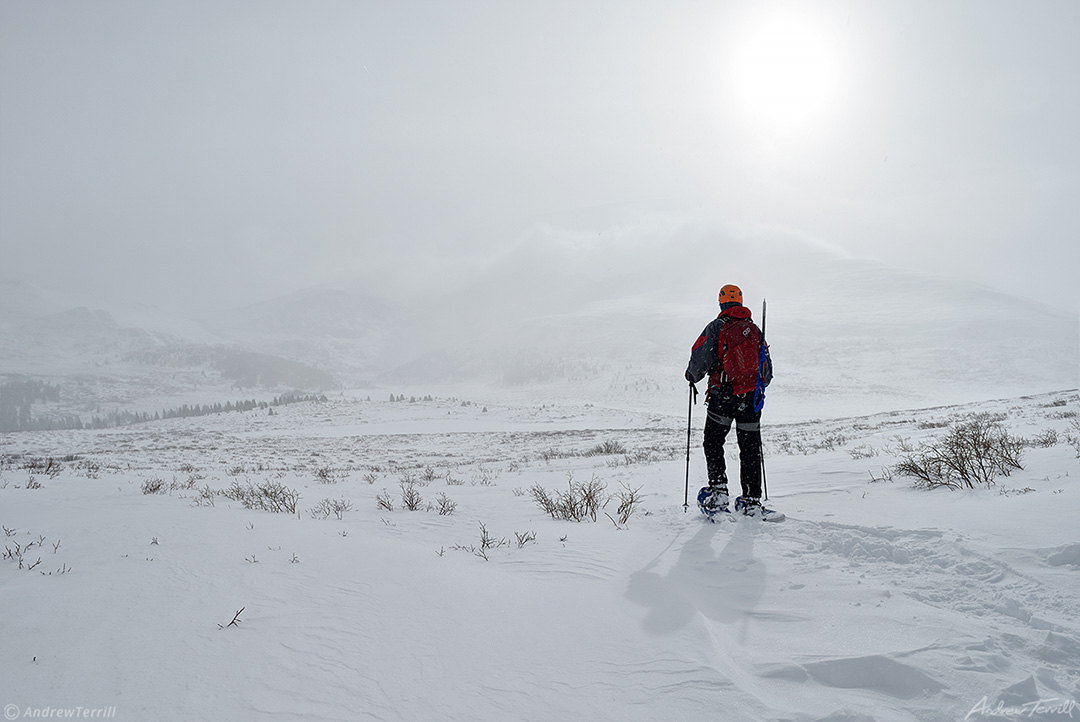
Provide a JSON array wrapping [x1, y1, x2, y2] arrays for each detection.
[[0, 281, 339, 409], [1, 225, 1076, 421], [201, 284, 409, 380], [364, 225, 1078, 414]]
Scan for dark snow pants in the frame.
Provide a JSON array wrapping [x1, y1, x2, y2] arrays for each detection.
[[703, 388, 762, 499]]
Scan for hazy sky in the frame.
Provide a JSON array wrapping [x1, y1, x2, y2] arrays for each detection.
[[2, 0, 1078, 313]]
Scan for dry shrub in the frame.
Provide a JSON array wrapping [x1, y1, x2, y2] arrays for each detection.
[[529, 473, 607, 522], [893, 415, 1024, 489], [223, 479, 301, 513]]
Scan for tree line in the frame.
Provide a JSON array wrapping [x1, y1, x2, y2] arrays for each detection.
[[0, 380, 326, 433]]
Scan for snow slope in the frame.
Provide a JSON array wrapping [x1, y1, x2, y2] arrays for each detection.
[[2, 389, 1078, 721]]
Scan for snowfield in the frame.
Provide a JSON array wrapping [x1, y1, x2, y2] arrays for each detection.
[[2, 389, 1079, 722]]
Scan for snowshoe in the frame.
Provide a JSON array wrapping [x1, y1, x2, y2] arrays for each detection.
[[735, 496, 785, 522], [697, 485, 731, 521]]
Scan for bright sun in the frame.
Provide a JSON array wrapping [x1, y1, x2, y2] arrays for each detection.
[[729, 14, 838, 135]]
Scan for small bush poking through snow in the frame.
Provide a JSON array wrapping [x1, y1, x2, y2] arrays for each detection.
[[311, 497, 353, 520], [451, 522, 509, 561], [612, 483, 643, 525], [435, 493, 457, 516], [1030, 429, 1058, 448], [584, 440, 627, 456], [141, 477, 166, 494], [893, 415, 1024, 489], [1065, 418, 1080, 459], [24, 457, 64, 478], [314, 466, 344, 484], [478, 522, 506, 552], [169, 475, 197, 492], [193, 485, 216, 507], [471, 465, 499, 486], [529, 473, 607, 522], [400, 482, 424, 511], [223, 480, 301, 513], [76, 459, 103, 478], [847, 444, 878, 460]]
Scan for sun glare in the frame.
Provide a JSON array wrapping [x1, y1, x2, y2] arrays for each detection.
[[729, 14, 838, 135]]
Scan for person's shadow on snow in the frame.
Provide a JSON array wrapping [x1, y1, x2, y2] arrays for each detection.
[[625, 519, 766, 635]]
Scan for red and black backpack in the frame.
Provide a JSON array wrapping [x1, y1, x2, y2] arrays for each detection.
[[715, 316, 761, 395]]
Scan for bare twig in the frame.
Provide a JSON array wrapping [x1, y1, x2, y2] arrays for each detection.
[[218, 607, 245, 630]]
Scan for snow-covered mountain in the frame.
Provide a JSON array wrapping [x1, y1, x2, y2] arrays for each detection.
[[0, 281, 337, 419], [1, 305, 184, 373], [1, 226, 1076, 423], [202, 284, 410, 382], [0, 279, 66, 334], [376, 224, 1078, 417], [1, 280, 212, 362]]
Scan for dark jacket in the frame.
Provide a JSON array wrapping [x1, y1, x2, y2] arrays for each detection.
[[686, 305, 773, 394]]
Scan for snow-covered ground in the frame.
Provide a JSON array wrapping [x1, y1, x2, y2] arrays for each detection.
[[2, 388, 1078, 722]]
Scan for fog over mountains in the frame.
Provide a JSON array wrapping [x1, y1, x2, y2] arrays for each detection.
[[1, 223, 1077, 425]]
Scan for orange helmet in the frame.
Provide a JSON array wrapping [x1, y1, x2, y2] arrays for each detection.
[[718, 284, 743, 306]]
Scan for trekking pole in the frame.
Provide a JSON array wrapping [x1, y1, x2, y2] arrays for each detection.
[[683, 382, 697, 512], [760, 299, 768, 501], [761, 455, 769, 502]]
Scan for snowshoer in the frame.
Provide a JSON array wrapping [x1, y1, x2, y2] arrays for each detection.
[[685, 284, 778, 520]]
